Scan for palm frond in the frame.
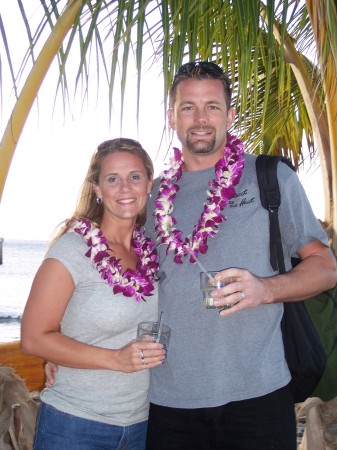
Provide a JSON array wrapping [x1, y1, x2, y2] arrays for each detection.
[[1, 0, 336, 228]]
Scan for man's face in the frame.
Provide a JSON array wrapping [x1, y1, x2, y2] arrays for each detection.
[[168, 78, 235, 158]]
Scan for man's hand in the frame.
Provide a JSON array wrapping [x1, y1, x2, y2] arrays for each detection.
[[45, 361, 58, 387], [210, 268, 267, 316]]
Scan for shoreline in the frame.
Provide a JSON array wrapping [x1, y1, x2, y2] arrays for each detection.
[[0, 320, 21, 342], [0, 316, 21, 323]]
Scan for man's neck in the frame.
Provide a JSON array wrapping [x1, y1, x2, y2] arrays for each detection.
[[182, 149, 224, 172]]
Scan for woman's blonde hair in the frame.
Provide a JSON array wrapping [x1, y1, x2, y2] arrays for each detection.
[[51, 138, 153, 244]]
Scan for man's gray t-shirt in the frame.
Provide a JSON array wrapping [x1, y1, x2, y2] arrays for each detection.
[[145, 153, 328, 409], [40, 232, 158, 425]]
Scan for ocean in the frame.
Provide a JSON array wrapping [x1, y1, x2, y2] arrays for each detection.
[[0, 239, 47, 342]]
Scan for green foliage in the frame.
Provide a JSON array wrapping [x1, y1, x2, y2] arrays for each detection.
[[0, 0, 332, 165]]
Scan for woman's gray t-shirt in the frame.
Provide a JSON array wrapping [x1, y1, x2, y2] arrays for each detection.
[[40, 231, 158, 426]]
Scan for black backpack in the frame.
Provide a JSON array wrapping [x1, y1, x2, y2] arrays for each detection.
[[256, 154, 328, 403]]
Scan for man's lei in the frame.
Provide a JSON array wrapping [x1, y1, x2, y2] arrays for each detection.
[[153, 134, 245, 264]]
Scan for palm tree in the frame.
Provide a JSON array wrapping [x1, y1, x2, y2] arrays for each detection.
[[1, 0, 336, 248]]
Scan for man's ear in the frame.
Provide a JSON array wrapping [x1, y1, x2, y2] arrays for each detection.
[[168, 108, 176, 130], [227, 107, 235, 129]]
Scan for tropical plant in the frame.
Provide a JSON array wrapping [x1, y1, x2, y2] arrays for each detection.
[[0, 0, 336, 248]]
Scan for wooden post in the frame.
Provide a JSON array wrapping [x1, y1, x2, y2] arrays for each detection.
[[0, 341, 45, 392]]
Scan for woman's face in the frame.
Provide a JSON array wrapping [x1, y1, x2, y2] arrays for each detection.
[[93, 151, 152, 224]]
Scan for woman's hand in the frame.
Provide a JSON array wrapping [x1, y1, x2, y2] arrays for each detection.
[[113, 340, 166, 373], [44, 340, 167, 383]]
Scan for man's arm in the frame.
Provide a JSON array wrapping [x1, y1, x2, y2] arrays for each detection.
[[211, 240, 337, 316]]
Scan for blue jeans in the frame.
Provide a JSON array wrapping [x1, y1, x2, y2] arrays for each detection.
[[34, 403, 147, 450], [146, 385, 297, 449]]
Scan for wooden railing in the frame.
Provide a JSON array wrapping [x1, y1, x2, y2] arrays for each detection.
[[0, 341, 45, 392]]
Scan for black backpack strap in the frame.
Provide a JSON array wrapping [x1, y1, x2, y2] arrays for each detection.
[[256, 155, 295, 274]]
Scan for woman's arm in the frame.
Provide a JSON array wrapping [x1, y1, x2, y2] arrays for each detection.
[[21, 259, 165, 373]]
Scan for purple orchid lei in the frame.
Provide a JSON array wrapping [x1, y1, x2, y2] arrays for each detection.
[[72, 219, 159, 302], [153, 133, 245, 264]]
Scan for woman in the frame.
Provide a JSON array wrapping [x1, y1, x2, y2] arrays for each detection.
[[21, 138, 165, 450]]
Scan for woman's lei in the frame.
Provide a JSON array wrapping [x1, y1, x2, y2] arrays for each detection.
[[153, 134, 245, 264], [71, 219, 159, 302]]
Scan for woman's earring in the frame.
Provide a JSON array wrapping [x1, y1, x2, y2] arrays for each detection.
[[96, 197, 103, 204], [148, 192, 152, 200]]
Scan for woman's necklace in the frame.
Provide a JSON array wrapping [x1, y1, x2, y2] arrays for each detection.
[[71, 219, 159, 302], [153, 133, 245, 264]]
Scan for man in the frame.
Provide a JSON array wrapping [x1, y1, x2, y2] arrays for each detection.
[[145, 61, 337, 449]]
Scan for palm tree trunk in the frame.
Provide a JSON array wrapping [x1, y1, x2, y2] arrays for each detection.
[[262, 5, 332, 230], [0, 0, 82, 202], [306, 0, 337, 250], [280, 33, 332, 228], [321, 55, 337, 249]]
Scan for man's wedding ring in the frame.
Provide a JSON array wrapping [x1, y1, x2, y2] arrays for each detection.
[[241, 291, 245, 300]]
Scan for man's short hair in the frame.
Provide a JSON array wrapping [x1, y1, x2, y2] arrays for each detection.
[[169, 61, 232, 109]]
